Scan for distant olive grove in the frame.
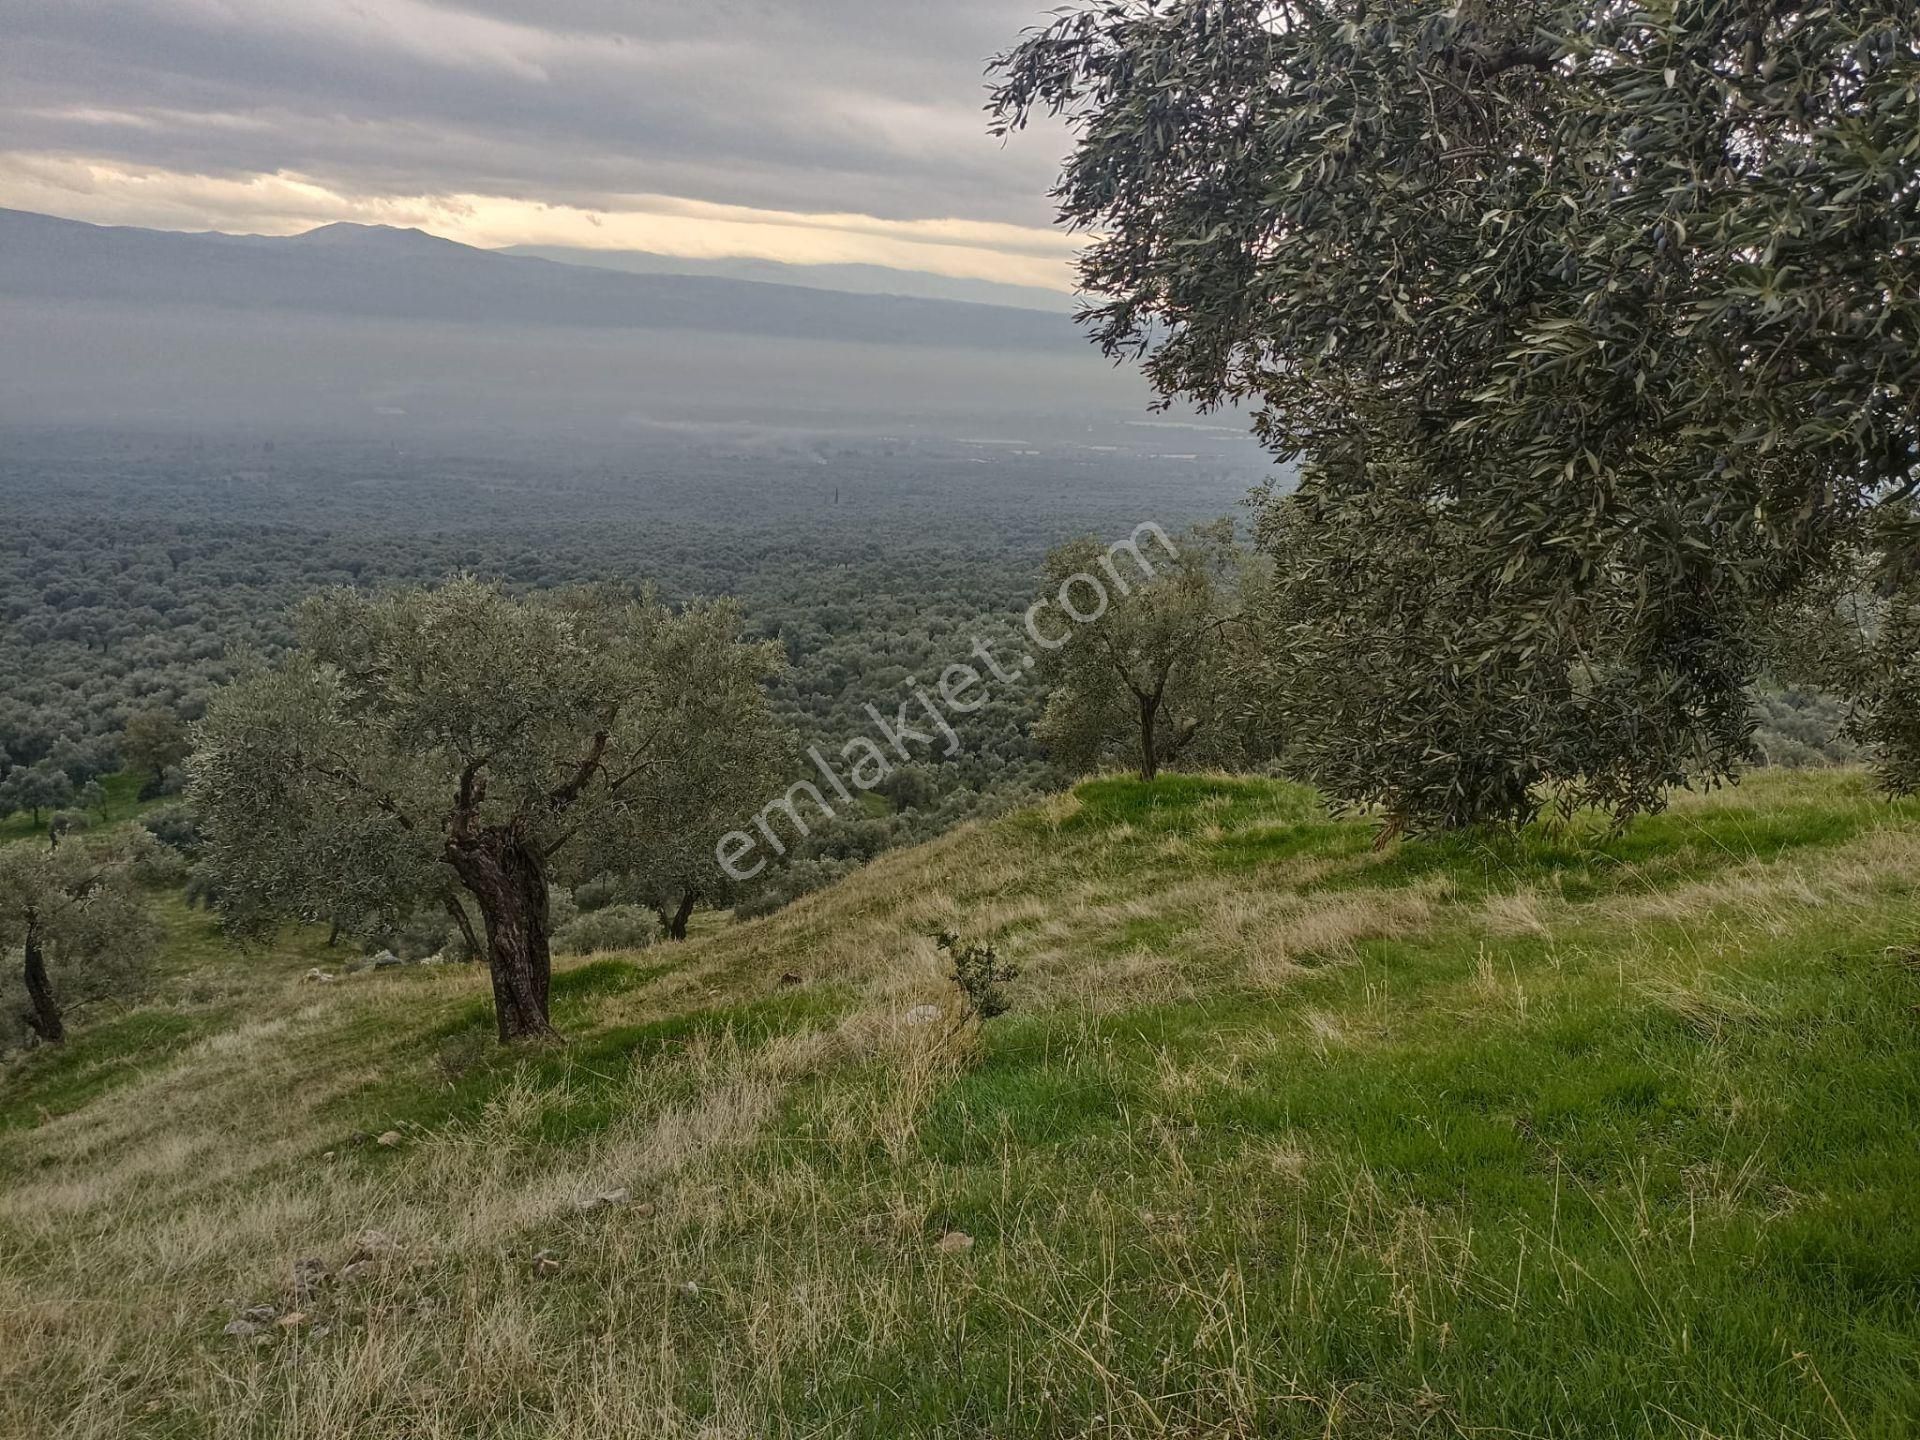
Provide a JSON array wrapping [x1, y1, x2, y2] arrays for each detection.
[[0, 439, 1249, 1046], [0, 459, 1099, 898], [0, 457, 1883, 1049]]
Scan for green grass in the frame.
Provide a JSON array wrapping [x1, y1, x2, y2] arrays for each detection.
[[347, 971, 848, 1146], [0, 1009, 204, 1134], [3, 768, 1917, 1437]]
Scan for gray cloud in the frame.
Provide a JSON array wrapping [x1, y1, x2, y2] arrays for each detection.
[[0, 0, 1072, 232]]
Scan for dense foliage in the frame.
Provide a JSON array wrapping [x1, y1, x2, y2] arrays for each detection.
[[993, 0, 1920, 827], [0, 433, 1264, 874]]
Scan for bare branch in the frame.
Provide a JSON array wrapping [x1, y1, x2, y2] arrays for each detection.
[[548, 730, 610, 812]]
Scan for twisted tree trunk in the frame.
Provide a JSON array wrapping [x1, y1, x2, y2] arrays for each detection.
[[1137, 690, 1162, 782], [21, 931, 64, 1045], [667, 888, 697, 942], [447, 827, 556, 1042]]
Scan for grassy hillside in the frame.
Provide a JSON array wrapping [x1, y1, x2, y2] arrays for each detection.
[[3, 770, 1918, 1437]]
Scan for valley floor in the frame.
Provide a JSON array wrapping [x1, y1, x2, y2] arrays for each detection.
[[4, 770, 1918, 1437]]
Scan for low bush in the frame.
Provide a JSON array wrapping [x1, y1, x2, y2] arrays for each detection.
[[553, 904, 658, 956]]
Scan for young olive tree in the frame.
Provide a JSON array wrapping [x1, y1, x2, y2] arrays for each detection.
[[190, 579, 784, 1042], [123, 708, 190, 793], [0, 832, 158, 1048], [1034, 520, 1248, 782], [0, 760, 74, 829], [574, 647, 791, 942], [992, 0, 1920, 828]]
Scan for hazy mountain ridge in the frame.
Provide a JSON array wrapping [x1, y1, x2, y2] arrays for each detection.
[[497, 244, 1074, 312], [0, 206, 1205, 438], [0, 208, 1081, 353]]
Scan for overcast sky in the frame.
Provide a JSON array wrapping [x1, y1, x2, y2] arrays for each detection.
[[0, 0, 1083, 290]]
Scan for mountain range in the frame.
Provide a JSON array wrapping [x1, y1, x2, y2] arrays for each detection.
[[0, 208, 1077, 353], [495, 244, 1071, 312], [0, 206, 1179, 444]]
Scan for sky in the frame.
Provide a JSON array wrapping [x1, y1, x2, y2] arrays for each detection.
[[0, 0, 1083, 292]]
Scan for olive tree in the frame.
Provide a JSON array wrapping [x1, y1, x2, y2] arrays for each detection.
[[575, 654, 791, 942], [190, 579, 784, 1042], [123, 708, 189, 793], [0, 832, 158, 1048], [0, 760, 74, 828], [992, 0, 1919, 828], [46, 810, 92, 851], [1247, 487, 1736, 830], [1033, 520, 1250, 781]]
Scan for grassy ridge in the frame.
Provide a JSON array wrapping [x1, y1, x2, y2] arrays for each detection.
[[2, 770, 1917, 1436]]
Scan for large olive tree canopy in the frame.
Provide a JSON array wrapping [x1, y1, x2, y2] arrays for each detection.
[[191, 578, 784, 1040], [992, 0, 1918, 825]]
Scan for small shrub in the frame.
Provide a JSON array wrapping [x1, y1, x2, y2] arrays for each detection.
[[381, 908, 458, 962], [554, 904, 658, 956], [731, 889, 786, 921], [732, 858, 854, 921], [435, 1030, 493, 1084], [571, 876, 621, 914], [936, 930, 1017, 1021], [47, 810, 91, 847], [138, 765, 188, 803], [182, 867, 222, 911], [141, 804, 204, 859]]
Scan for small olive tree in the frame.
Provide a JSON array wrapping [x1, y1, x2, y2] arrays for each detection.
[[123, 709, 190, 795], [1033, 520, 1249, 782], [190, 579, 784, 1042], [0, 760, 74, 828], [0, 832, 158, 1048], [575, 653, 791, 942]]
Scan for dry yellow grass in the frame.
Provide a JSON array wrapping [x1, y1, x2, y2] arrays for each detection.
[[4, 769, 1918, 1437]]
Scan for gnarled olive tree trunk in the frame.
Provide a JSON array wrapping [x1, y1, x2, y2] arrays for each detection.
[[446, 827, 556, 1043], [21, 931, 65, 1045]]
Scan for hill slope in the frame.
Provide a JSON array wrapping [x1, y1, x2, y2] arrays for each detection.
[[4, 770, 1918, 1437]]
